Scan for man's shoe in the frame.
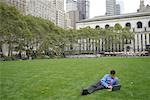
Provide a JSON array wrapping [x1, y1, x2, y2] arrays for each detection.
[[81, 89, 89, 95]]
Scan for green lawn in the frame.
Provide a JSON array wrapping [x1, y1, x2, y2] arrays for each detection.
[[0, 57, 150, 100]]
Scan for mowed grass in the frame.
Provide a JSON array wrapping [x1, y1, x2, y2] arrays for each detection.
[[0, 57, 150, 100]]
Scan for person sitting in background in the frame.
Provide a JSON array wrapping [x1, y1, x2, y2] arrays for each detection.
[[81, 70, 121, 95]]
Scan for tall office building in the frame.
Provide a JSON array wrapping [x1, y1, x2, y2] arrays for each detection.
[[26, 0, 56, 23], [66, 0, 78, 12], [77, 0, 89, 20], [51, 0, 65, 28], [51, 0, 64, 11], [2, 0, 26, 14], [3, 0, 66, 28], [106, 0, 116, 16], [116, 0, 124, 14], [64, 13, 72, 29], [66, 0, 79, 28], [116, 3, 120, 15]]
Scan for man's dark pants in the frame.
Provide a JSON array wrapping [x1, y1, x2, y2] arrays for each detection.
[[82, 81, 106, 95]]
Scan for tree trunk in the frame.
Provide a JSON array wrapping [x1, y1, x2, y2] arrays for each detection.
[[8, 41, 12, 57], [0, 43, 3, 57]]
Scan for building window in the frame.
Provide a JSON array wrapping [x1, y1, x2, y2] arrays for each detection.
[[148, 21, 150, 27], [126, 22, 131, 29], [137, 21, 142, 28], [105, 24, 109, 29], [95, 25, 100, 29]]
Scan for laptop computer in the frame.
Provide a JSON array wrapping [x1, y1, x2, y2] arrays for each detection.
[[112, 85, 121, 91]]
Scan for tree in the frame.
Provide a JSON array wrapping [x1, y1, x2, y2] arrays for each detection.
[[0, 3, 27, 57], [0, 2, 135, 59]]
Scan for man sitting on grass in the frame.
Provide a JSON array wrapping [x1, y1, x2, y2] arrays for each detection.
[[81, 70, 121, 95]]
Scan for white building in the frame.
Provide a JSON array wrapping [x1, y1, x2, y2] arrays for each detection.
[[76, 12, 150, 54]]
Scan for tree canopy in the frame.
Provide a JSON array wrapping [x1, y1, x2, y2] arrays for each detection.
[[0, 3, 134, 59]]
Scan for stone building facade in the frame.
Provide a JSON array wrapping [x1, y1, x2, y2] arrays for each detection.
[[76, 12, 150, 54]]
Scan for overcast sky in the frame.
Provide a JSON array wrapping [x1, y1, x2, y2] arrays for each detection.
[[90, 0, 150, 18]]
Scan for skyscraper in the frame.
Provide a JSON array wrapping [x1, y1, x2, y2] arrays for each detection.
[[116, 3, 120, 15], [116, 0, 124, 15], [26, 0, 56, 23], [3, 0, 67, 28], [66, 0, 77, 12], [51, 0, 64, 11], [2, 0, 26, 14], [51, 0, 65, 28], [106, 0, 116, 16], [77, 0, 89, 20], [66, 0, 79, 28]]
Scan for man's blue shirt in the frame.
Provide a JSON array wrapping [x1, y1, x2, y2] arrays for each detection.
[[100, 74, 119, 88]]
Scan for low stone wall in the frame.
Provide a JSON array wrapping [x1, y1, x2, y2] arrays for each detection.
[[65, 54, 100, 58]]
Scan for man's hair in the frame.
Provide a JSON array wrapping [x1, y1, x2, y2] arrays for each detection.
[[110, 70, 116, 75]]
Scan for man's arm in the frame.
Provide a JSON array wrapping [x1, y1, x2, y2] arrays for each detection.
[[114, 77, 119, 85], [100, 74, 109, 88]]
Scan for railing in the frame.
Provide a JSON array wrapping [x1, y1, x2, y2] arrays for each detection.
[[131, 27, 150, 32]]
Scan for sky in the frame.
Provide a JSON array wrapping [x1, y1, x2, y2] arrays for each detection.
[[90, 0, 150, 18]]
